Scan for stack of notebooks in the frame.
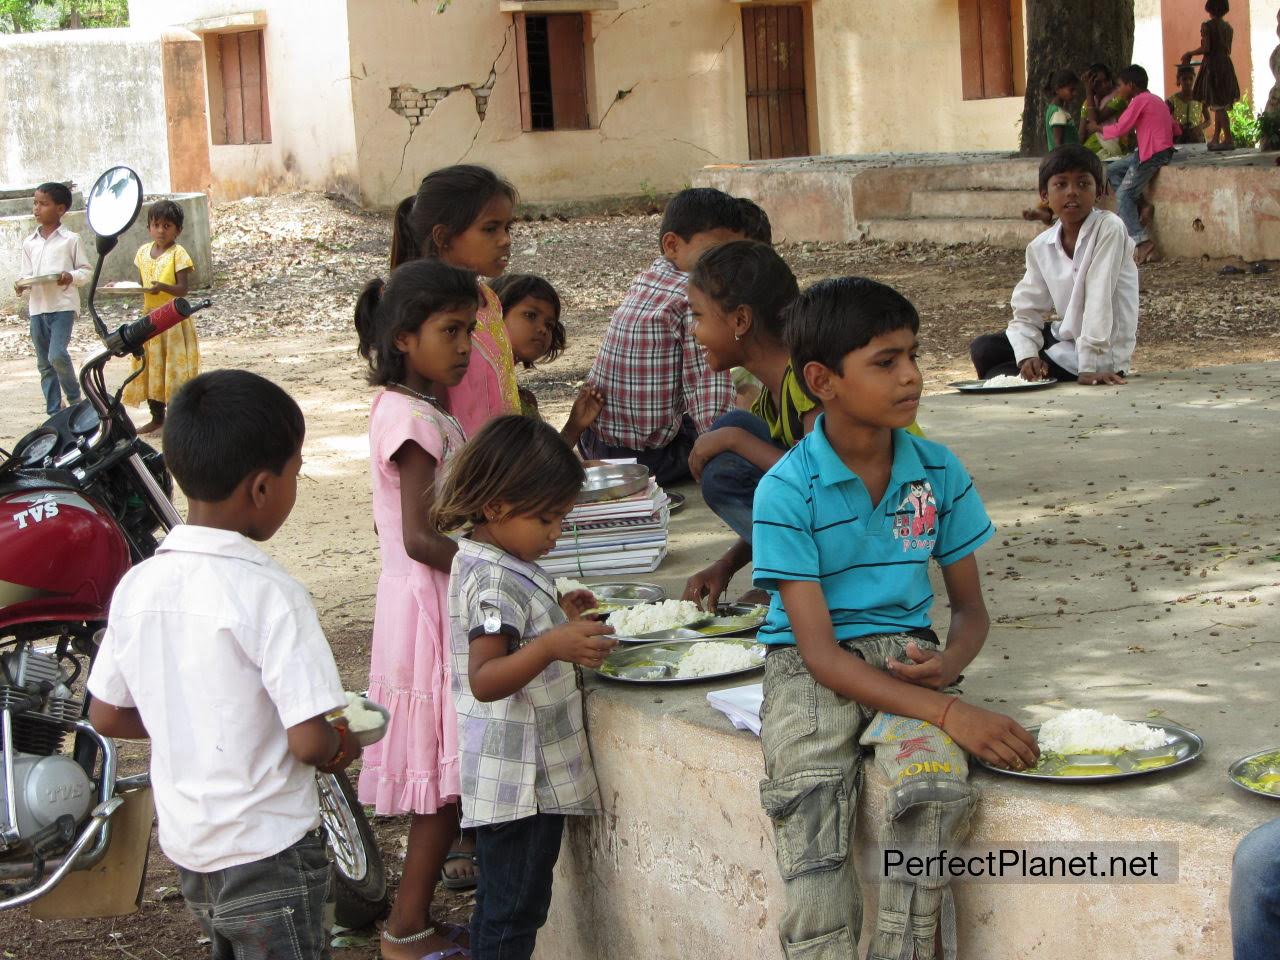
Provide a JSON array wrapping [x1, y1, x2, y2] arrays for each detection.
[[539, 477, 670, 577]]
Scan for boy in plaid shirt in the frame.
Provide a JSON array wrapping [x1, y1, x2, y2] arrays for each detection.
[[580, 188, 756, 485]]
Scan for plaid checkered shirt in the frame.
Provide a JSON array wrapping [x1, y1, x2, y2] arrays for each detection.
[[586, 256, 734, 449], [448, 538, 601, 827]]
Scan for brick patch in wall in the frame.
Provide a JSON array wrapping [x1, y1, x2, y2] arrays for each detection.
[[389, 66, 497, 126]]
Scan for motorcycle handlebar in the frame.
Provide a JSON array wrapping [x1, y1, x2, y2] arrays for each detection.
[[105, 298, 211, 357]]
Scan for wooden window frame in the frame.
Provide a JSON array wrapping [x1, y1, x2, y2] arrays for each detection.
[[205, 28, 272, 145], [514, 12, 592, 132], [958, 0, 1025, 101]]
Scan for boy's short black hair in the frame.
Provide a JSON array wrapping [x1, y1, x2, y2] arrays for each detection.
[[148, 199, 184, 230], [1205, 0, 1228, 17], [1045, 68, 1081, 94], [35, 182, 72, 210], [1118, 64, 1149, 91], [1038, 144, 1105, 194], [163, 370, 305, 502], [785, 277, 920, 399], [658, 188, 746, 248], [737, 198, 773, 244]]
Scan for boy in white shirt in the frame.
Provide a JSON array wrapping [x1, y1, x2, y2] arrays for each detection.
[[15, 182, 92, 414], [969, 145, 1138, 387], [88, 369, 358, 960]]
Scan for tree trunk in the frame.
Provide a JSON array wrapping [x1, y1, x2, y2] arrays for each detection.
[[1020, 0, 1135, 155]]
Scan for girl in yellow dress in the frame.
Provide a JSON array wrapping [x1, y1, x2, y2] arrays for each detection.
[[122, 200, 198, 434]]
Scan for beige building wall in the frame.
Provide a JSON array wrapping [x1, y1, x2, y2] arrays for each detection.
[[1134, 0, 1168, 98], [129, 0, 360, 200]]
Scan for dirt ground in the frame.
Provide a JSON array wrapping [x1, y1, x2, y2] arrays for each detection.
[[0, 193, 1277, 959]]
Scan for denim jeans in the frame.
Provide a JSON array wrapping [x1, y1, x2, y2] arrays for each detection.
[[1106, 148, 1173, 244], [471, 813, 566, 960], [29, 310, 80, 415], [700, 409, 779, 543], [578, 416, 697, 487], [176, 830, 332, 960], [1231, 818, 1280, 960], [760, 635, 971, 960]]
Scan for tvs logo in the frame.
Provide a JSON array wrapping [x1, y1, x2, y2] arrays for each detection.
[[893, 481, 937, 552], [11, 494, 59, 530]]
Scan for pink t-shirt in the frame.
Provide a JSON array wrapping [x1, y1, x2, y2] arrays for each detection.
[[1103, 91, 1180, 162]]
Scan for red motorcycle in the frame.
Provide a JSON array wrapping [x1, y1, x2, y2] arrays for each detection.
[[0, 167, 386, 925]]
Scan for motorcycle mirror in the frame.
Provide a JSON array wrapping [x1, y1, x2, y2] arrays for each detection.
[[85, 166, 143, 244]]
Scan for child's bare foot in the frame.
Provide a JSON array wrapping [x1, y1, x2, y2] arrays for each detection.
[[440, 831, 478, 890], [136, 419, 163, 436], [1021, 207, 1053, 225], [1133, 240, 1159, 264]]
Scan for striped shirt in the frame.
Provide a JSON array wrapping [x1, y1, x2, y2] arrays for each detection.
[[752, 417, 995, 645], [586, 256, 734, 449], [448, 538, 601, 827]]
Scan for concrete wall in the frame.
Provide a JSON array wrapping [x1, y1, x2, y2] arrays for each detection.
[[0, 29, 171, 197], [128, 0, 361, 201], [0, 193, 212, 314]]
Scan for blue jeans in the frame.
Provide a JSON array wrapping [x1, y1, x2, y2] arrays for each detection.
[[700, 410, 779, 543], [176, 829, 332, 960], [1231, 818, 1280, 960], [1106, 148, 1173, 244], [29, 310, 81, 415], [471, 813, 565, 960]]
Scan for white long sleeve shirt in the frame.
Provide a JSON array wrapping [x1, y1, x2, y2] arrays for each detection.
[[1006, 209, 1138, 375], [19, 224, 92, 316]]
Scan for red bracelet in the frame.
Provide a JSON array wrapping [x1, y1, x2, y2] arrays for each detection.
[[318, 721, 353, 774], [938, 695, 959, 730]]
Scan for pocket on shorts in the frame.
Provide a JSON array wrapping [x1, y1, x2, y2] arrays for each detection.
[[760, 769, 850, 880], [782, 925, 857, 960], [215, 906, 305, 960]]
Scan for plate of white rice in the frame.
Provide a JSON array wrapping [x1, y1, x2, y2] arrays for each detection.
[[976, 709, 1203, 783], [951, 376, 1058, 393], [597, 638, 766, 684], [606, 599, 710, 639], [328, 692, 391, 747]]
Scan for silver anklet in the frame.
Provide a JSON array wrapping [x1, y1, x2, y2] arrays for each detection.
[[382, 926, 436, 945]]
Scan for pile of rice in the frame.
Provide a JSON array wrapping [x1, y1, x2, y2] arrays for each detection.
[[983, 374, 1048, 389], [342, 692, 385, 734], [675, 642, 760, 678], [1037, 709, 1165, 754], [607, 599, 704, 636], [555, 577, 590, 596]]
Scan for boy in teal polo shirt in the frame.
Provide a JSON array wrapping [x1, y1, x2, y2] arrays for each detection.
[[753, 277, 1039, 960]]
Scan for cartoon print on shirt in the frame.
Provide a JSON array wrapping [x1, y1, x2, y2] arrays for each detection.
[[892, 481, 938, 552]]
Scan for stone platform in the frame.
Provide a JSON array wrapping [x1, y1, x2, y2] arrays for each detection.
[[535, 363, 1280, 960], [695, 146, 1280, 261]]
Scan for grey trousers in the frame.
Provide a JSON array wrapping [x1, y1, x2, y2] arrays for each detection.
[[760, 635, 975, 960]]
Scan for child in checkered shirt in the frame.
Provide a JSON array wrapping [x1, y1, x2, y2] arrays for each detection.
[[435, 415, 617, 960]]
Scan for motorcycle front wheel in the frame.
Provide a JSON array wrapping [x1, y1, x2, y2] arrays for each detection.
[[316, 771, 389, 929]]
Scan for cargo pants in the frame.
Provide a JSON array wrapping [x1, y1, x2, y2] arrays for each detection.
[[759, 634, 975, 960]]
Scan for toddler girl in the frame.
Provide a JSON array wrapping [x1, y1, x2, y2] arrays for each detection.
[[488, 272, 603, 447], [354, 258, 481, 960], [392, 165, 521, 436], [123, 200, 197, 434], [434, 414, 616, 960], [1044, 68, 1082, 150]]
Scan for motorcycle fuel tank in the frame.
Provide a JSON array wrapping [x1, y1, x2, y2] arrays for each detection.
[[0, 488, 130, 628]]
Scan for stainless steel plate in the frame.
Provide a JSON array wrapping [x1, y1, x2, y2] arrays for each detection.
[[666, 491, 687, 514], [328, 697, 391, 748], [596, 638, 766, 684], [578, 464, 650, 503], [1228, 748, 1280, 800], [976, 721, 1203, 783], [15, 273, 63, 289], [951, 378, 1060, 393]]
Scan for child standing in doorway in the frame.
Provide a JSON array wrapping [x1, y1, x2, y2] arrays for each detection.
[[15, 182, 91, 415], [123, 200, 197, 435], [391, 165, 521, 437], [434, 415, 616, 960], [354, 259, 483, 960], [1182, 0, 1241, 151]]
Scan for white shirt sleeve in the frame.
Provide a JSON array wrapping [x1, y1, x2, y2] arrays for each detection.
[[256, 600, 347, 729], [18, 238, 33, 299], [1007, 245, 1054, 364], [69, 234, 93, 288], [86, 623, 136, 709], [1075, 218, 1129, 374]]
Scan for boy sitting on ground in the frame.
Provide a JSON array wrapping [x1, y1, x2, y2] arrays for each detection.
[[754, 277, 1038, 960], [970, 145, 1137, 387], [88, 369, 357, 960], [580, 188, 747, 485]]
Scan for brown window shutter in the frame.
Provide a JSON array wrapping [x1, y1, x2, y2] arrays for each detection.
[[978, 0, 1014, 98], [258, 31, 272, 142], [220, 33, 245, 144], [514, 14, 534, 132], [957, 0, 984, 100], [547, 14, 588, 130], [239, 31, 265, 143]]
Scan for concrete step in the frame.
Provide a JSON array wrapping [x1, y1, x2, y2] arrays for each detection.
[[861, 216, 1043, 250], [909, 189, 1034, 220], [934, 159, 1041, 191]]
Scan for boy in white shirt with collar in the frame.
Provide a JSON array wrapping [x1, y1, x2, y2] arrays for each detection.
[[15, 182, 92, 414], [88, 369, 358, 960], [969, 145, 1138, 387]]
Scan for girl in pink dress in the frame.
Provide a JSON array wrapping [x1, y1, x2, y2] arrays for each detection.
[[391, 165, 522, 437], [355, 259, 482, 960]]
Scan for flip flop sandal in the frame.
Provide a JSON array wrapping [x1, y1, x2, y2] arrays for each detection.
[[435, 922, 469, 944], [440, 851, 479, 891], [420, 949, 469, 960], [382, 927, 470, 960]]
